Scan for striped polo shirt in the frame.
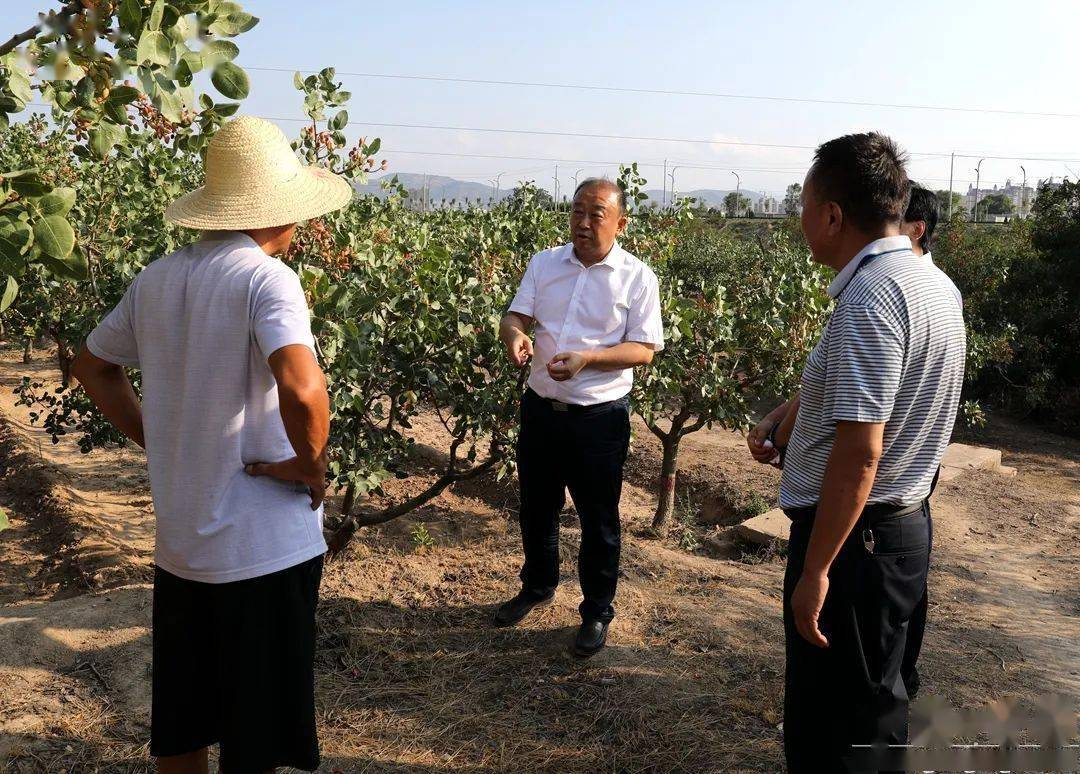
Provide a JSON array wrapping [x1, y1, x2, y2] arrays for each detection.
[[780, 236, 966, 509]]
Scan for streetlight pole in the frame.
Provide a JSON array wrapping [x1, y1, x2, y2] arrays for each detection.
[[973, 158, 984, 223], [731, 171, 741, 217], [553, 164, 559, 212], [662, 158, 668, 206], [947, 152, 955, 220], [668, 166, 683, 202], [1019, 165, 1027, 218], [573, 168, 585, 193]]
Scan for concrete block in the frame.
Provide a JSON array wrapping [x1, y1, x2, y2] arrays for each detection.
[[735, 508, 790, 547], [941, 443, 1002, 473]]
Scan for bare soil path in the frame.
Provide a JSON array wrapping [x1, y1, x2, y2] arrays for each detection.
[[0, 347, 1076, 772]]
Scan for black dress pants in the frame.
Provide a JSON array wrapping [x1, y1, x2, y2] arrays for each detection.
[[900, 505, 932, 698], [783, 501, 930, 773], [516, 388, 631, 623]]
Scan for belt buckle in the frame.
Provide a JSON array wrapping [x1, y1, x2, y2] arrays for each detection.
[[551, 400, 569, 412]]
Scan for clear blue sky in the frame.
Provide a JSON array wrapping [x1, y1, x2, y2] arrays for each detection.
[[36, 0, 1080, 197]]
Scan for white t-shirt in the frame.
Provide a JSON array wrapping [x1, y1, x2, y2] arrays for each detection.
[[87, 231, 327, 583], [508, 242, 664, 405]]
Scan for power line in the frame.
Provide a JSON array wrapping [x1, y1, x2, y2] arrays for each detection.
[[24, 102, 1080, 162], [246, 66, 1080, 120]]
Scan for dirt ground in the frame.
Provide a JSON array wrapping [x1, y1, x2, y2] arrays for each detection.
[[0, 345, 1077, 772]]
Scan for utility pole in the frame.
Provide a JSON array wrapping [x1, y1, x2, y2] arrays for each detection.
[[947, 153, 955, 220], [573, 168, 585, 194], [493, 171, 504, 202], [662, 158, 668, 206], [1019, 165, 1027, 217], [553, 164, 559, 212], [731, 171, 741, 217], [973, 158, 985, 223]]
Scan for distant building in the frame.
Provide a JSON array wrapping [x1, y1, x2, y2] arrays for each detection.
[[754, 195, 780, 215], [964, 179, 1035, 217]]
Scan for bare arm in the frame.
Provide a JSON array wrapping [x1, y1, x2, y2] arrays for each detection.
[[791, 420, 884, 647], [546, 341, 655, 382], [499, 311, 534, 367], [244, 344, 330, 509], [747, 391, 799, 463], [71, 349, 145, 448]]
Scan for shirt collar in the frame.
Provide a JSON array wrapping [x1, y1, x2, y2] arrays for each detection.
[[568, 241, 624, 270], [826, 235, 913, 299]]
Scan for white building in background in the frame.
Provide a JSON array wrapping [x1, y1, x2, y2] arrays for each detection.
[[963, 179, 1035, 217], [754, 195, 780, 215]]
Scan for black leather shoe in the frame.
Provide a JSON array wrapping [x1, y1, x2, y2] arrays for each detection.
[[493, 590, 555, 627], [574, 619, 609, 657]]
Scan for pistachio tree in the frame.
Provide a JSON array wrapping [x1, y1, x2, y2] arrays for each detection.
[[636, 225, 829, 531], [0, 0, 257, 313]]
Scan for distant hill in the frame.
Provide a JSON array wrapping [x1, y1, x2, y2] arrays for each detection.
[[353, 173, 505, 206], [353, 174, 766, 210], [642, 188, 764, 208]]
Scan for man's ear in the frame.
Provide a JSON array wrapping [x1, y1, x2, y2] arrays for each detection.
[[617, 213, 628, 235], [827, 202, 843, 236], [910, 220, 927, 244]]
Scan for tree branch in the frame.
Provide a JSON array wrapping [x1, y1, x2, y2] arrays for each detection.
[[0, 3, 82, 59]]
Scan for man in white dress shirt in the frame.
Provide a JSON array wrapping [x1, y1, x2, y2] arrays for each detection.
[[495, 178, 664, 656]]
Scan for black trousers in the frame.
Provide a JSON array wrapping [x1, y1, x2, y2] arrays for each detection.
[[516, 388, 631, 623], [900, 507, 932, 698], [783, 501, 930, 773]]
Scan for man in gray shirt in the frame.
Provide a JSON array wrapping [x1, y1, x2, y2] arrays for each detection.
[[750, 133, 965, 772]]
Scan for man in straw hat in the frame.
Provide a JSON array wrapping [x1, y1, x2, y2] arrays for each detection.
[[71, 116, 353, 773]]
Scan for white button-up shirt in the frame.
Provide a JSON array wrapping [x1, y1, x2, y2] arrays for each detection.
[[509, 241, 664, 405]]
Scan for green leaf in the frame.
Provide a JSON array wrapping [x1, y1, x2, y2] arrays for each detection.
[[118, 0, 142, 35], [88, 123, 125, 159], [0, 275, 17, 313], [0, 233, 28, 276], [136, 30, 172, 66], [37, 251, 88, 282], [202, 40, 239, 65], [33, 215, 76, 259], [293, 71, 305, 90], [106, 85, 141, 105], [211, 62, 249, 99], [148, 0, 165, 29], [329, 110, 348, 131], [208, 9, 259, 36], [10, 176, 50, 197], [366, 137, 381, 156], [37, 187, 76, 216], [214, 102, 239, 117]]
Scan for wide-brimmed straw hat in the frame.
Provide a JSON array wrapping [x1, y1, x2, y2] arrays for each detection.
[[165, 116, 353, 230]]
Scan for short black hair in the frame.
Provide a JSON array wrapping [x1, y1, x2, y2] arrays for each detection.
[[904, 185, 939, 252], [573, 177, 627, 215], [807, 132, 911, 231]]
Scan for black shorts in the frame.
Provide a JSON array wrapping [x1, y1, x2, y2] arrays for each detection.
[[151, 555, 324, 772]]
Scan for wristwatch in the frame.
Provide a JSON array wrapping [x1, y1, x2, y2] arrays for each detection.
[[767, 422, 787, 469]]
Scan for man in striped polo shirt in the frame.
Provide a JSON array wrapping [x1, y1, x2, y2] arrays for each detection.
[[753, 133, 965, 772]]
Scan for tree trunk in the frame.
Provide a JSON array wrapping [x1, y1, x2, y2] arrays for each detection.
[[55, 338, 73, 388], [651, 435, 681, 531], [22, 337, 32, 364], [340, 481, 357, 520]]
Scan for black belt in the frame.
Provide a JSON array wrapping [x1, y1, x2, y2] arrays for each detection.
[[525, 388, 625, 415], [784, 498, 925, 526]]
